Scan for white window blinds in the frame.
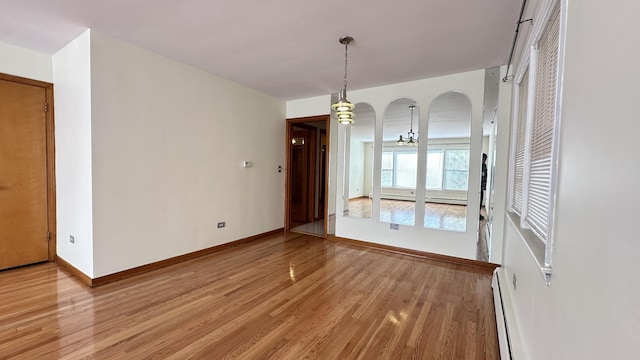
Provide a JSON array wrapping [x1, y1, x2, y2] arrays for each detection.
[[525, 2, 560, 243], [512, 68, 529, 215]]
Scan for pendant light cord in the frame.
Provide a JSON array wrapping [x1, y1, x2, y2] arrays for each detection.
[[343, 42, 349, 92], [409, 106, 414, 132]]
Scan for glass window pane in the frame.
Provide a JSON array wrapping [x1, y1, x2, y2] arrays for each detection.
[[444, 170, 468, 190], [395, 152, 417, 188], [381, 169, 393, 187], [382, 152, 393, 169], [426, 150, 443, 189], [445, 150, 469, 170], [444, 150, 469, 190]]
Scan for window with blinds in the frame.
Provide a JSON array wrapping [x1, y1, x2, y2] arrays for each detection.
[[524, 2, 560, 243], [511, 68, 529, 215], [508, 0, 562, 252]]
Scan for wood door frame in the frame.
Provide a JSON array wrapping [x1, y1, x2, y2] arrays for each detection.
[[1, 73, 56, 261], [285, 115, 330, 236], [317, 129, 327, 221]]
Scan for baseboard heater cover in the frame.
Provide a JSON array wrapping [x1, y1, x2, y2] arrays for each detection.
[[378, 194, 467, 205], [493, 269, 514, 360]]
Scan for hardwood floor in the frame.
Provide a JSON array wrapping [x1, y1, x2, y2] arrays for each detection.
[[346, 199, 490, 262], [346, 198, 468, 232], [423, 202, 467, 232], [0, 233, 498, 359]]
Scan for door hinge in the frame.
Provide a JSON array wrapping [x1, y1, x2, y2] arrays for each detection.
[[44, 102, 48, 112]]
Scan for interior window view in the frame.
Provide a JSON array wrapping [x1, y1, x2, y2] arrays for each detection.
[[379, 98, 420, 226], [1, 0, 637, 359], [424, 92, 472, 231], [343, 102, 374, 220], [345, 95, 473, 232], [343, 91, 489, 260]]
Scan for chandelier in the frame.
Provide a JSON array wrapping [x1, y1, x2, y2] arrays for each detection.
[[397, 105, 418, 146]]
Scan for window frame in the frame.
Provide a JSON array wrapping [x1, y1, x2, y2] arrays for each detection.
[[509, 66, 530, 216], [442, 148, 470, 191], [506, 0, 566, 284], [425, 145, 470, 192], [426, 149, 444, 190], [381, 151, 394, 188], [393, 150, 418, 189], [380, 148, 418, 189], [380, 145, 470, 192]]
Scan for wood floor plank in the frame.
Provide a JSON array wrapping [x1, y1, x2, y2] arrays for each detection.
[[0, 233, 498, 359]]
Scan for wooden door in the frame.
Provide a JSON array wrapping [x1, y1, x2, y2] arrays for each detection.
[[290, 130, 309, 224], [0, 79, 49, 270]]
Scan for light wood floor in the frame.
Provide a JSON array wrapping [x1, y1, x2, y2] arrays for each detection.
[[0, 233, 498, 359], [346, 199, 489, 262], [347, 198, 467, 232]]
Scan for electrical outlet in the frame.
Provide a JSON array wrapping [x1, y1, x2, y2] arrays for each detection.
[[217, 222, 226, 228], [70, 235, 75, 244], [390, 223, 399, 230]]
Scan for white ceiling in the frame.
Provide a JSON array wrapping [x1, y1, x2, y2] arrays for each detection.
[[350, 93, 472, 142], [0, 0, 520, 101]]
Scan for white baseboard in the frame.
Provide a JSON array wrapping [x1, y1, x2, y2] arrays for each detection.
[[493, 267, 532, 359], [493, 269, 513, 359]]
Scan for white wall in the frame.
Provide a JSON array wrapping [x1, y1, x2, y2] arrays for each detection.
[[52, 30, 94, 277], [5, 31, 285, 279], [0, 31, 286, 278], [88, 32, 286, 277], [0, 41, 52, 82], [348, 139, 365, 198], [498, 0, 640, 359], [363, 142, 374, 196], [288, 70, 486, 260], [287, 96, 331, 119]]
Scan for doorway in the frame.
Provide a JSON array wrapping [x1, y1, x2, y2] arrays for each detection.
[[0, 73, 56, 270], [285, 115, 329, 237]]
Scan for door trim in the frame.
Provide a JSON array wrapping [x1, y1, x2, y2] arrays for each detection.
[[1, 73, 56, 261], [285, 115, 330, 236]]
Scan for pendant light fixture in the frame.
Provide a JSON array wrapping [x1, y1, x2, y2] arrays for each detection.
[[397, 105, 418, 146], [332, 36, 355, 125]]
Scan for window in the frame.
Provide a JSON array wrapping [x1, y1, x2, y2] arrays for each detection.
[[511, 68, 529, 215], [524, 1, 561, 244], [381, 147, 469, 190], [426, 150, 443, 189], [426, 148, 469, 191], [380, 149, 417, 188], [443, 149, 469, 190], [395, 152, 417, 188], [381, 151, 393, 187], [507, 0, 563, 280]]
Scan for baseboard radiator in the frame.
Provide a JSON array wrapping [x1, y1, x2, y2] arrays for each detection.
[[492, 269, 514, 360], [380, 193, 415, 201], [378, 194, 467, 205]]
